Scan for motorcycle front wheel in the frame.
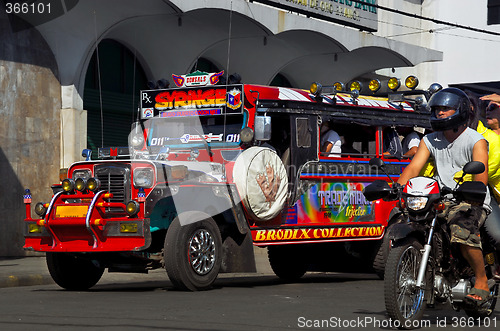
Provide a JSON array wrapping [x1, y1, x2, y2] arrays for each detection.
[[384, 237, 426, 329]]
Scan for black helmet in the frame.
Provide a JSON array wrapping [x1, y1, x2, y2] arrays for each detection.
[[428, 88, 470, 131]]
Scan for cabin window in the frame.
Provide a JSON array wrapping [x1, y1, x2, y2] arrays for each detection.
[[296, 118, 311, 147]]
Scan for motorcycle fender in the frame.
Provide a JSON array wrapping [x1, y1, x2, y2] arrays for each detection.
[[387, 221, 427, 244]]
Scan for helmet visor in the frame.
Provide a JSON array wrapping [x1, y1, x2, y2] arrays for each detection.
[[428, 91, 463, 112]]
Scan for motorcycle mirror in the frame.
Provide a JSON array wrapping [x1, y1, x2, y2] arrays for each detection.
[[369, 157, 385, 168], [369, 157, 394, 184], [362, 180, 392, 201], [463, 161, 485, 175]]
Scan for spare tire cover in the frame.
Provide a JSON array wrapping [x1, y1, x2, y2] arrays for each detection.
[[232, 147, 288, 221]]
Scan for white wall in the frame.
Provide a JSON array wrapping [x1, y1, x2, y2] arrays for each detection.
[[377, 0, 500, 89]]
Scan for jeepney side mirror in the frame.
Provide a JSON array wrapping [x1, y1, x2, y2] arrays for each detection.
[[255, 115, 271, 141]]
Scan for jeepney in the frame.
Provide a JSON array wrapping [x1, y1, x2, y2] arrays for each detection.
[[23, 72, 437, 290]]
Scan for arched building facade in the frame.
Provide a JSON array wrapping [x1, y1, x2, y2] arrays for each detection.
[[1, 0, 442, 255]]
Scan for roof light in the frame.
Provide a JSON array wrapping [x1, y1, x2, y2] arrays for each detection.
[[348, 81, 362, 92], [388, 77, 401, 91], [405, 76, 419, 90], [310, 82, 323, 97], [428, 83, 443, 96], [333, 82, 344, 91], [368, 79, 381, 93]]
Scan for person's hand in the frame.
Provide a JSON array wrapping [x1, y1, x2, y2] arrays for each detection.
[[383, 182, 403, 201], [480, 93, 500, 104]]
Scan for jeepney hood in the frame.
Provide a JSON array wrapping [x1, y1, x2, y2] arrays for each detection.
[[151, 159, 226, 182], [68, 159, 228, 183]]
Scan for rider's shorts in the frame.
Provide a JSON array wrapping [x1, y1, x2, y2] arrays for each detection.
[[445, 201, 487, 249]]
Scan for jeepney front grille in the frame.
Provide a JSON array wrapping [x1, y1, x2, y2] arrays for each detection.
[[95, 164, 131, 204]]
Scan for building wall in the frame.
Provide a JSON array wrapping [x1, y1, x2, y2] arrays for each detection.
[[378, 0, 500, 88], [0, 12, 61, 256]]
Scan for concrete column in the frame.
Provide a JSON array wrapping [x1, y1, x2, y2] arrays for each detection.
[[60, 85, 87, 168], [60, 108, 88, 168]]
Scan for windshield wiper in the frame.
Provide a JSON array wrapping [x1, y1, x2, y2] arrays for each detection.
[[193, 128, 213, 160]]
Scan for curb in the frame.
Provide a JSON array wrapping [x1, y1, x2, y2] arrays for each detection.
[[0, 274, 54, 288]]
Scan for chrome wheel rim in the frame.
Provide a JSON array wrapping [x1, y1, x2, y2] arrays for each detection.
[[188, 229, 216, 275], [397, 245, 425, 319]]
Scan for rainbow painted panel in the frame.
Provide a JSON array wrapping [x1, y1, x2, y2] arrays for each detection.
[[286, 182, 375, 225]]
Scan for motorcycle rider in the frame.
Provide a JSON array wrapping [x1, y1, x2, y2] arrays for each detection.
[[397, 88, 492, 308]]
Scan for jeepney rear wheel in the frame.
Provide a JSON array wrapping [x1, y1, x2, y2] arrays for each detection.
[[164, 212, 222, 291], [268, 245, 308, 281], [46, 252, 104, 290]]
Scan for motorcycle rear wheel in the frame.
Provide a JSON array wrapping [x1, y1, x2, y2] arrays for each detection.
[[384, 237, 426, 329]]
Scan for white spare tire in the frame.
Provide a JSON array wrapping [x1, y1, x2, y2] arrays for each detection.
[[232, 147, 288, 221]]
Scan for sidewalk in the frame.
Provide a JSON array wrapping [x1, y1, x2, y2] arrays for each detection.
[[0, 247, 274, 288]]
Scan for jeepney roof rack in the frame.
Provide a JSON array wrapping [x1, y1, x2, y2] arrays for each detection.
[[309, 75, 442, 113]]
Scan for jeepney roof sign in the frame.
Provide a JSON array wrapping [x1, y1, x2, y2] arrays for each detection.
[[140, 85, 244, 119], [172, 70, 224, 88]]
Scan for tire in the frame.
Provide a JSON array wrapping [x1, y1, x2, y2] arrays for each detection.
[[384, 238, 426, 329], [268, 245, 307, 281], [464, 283, 499, 319], [372, 234, 391, 279], [164, 212, 222, 291], [46, 252, 104, 290]]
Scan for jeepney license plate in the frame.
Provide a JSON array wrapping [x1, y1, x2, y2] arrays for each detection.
[[55, 205, 88, 218]]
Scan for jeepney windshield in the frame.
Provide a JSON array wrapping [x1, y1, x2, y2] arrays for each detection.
[[135, 114, 244, 152]]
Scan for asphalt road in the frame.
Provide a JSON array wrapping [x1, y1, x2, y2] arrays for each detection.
[[0, 271, 498, 331]]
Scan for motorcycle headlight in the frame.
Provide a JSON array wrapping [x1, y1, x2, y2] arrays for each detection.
[[406, 196, 428, 211], [133, 168, 154, 188]]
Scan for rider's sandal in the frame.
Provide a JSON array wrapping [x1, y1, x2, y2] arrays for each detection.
[[463, 288, 491, 309]]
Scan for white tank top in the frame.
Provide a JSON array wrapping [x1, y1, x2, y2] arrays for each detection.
[[423, 127, 491, 210]]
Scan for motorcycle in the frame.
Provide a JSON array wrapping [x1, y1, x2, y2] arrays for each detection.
[[363, 158, 499, 328]]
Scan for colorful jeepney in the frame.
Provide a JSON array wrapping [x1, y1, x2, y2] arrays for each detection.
[[23, 72, 435, 290]]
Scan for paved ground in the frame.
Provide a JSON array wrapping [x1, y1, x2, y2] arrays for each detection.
[[0, 247, 274, 288]]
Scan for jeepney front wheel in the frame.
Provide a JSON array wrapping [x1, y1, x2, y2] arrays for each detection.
[[164, 212, 222, 291], [46, 252, 104, 290]]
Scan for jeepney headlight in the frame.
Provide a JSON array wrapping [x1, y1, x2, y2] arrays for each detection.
[[62, 178, 75, 192], [125, 201, 140, 216], [406, 196, 428, 211], [240, 127, 254, 143], [75, 178, 86, 192], [87, 177, 101, 192], [34, 202, 47, 217], [129, 132, 144, 148], [133, 168, 154, 188], [72, 169, 92, 181]]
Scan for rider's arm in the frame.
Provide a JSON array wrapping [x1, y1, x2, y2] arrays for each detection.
[[472, 139, 489, 186], [397, 139, 431, 186]]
